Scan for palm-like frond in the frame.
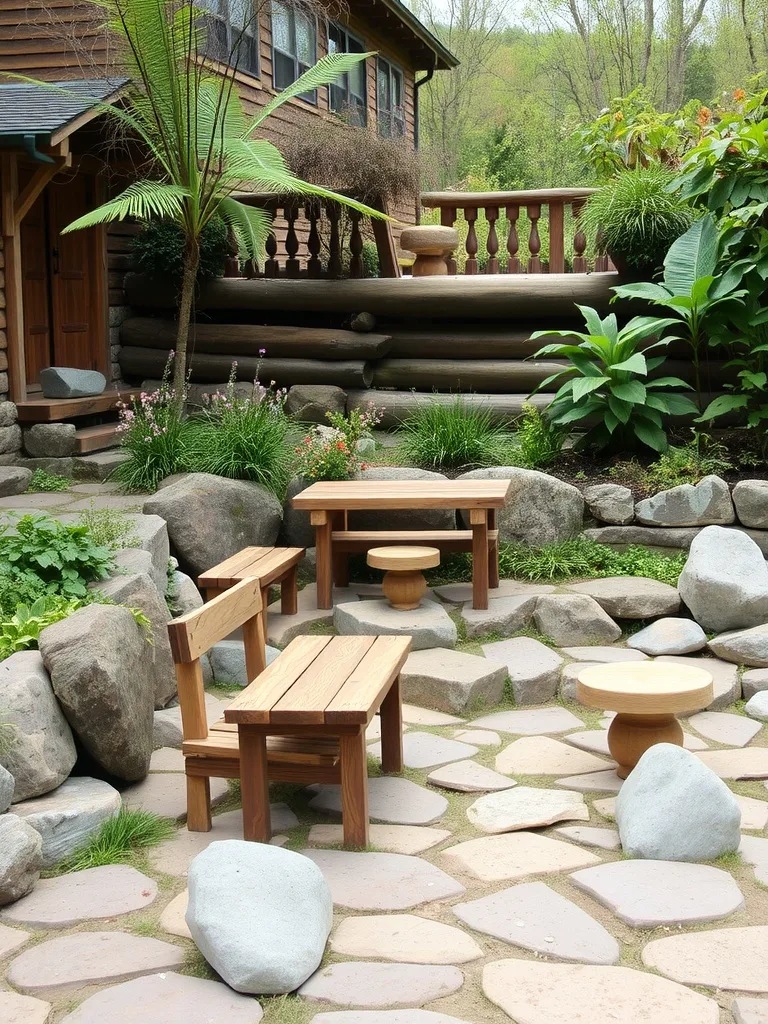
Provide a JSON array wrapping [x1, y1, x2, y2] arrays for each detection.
[[252, 51, 376, 128], [217, 198, 272, 262], [60, 180, 191, 232]]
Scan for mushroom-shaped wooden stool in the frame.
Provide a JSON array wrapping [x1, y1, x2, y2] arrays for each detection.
[[577, 662, 713, 778], [367, 545, 440, 610], [399, 225, 458, 277]]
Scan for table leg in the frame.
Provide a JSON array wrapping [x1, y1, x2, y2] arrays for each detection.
[[607, 712, 683, 779], [380, 674, 403, 773], [239, 726, 271, 841], [470, 508, 489, 610], [281, 565, 299, 615], [488, 509, 499, 589], [332, 510, 349, 587], [312, 510, 333, 609], [340, 727, 369, 848]]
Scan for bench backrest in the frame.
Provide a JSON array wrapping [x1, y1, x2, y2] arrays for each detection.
[[167, 577, 265, 741]]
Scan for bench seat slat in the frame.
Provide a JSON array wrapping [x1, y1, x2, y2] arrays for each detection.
[[197, 547, 273, 587], [325, 636, 411, 724], [198, 546, 304, 589], [270, 636, 378, 724]]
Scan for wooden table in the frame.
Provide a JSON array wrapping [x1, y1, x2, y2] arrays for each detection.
[[292, 479, 511, 610], [224, 634, 410, 846], [577, 662, 714, 778]]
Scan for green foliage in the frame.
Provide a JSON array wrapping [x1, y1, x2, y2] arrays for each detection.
[[0, 571, 50, 617], [399, 396, 516, 470], [498, 537, 686, 586], [131, 216, 231, 282], [294, 431, 357, 482], [27, 469, 71, 492], [581, 168, 696, 273], [54, 809, 175, 873], [112, 371, 188, 493], [0, 514, 114, 599], [0, 595, 93, 660], [326, 403, 383, 450], [79, 507, 139, 550], [646, 432, 732, 488], [361, 240, 380, 278], [511, 403, 565, 468], [532, 305, 696, 452]]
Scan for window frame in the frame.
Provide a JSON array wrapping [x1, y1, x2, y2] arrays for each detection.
[[327, 21, 367, 125], [376, 56, 405, 139], [199, 0, 261, 80], [271, 1, 318, 105]]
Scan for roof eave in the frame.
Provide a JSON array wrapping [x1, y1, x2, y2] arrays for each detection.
[[48, 81, 128, 146], [378, 0, 459, 70]]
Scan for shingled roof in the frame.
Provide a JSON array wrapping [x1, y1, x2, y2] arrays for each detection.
[[0, 78, 128, 140]]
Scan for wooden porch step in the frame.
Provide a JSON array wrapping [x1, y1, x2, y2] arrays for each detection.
[[74, 423, 121, 454], [16, 390, 134, 423]]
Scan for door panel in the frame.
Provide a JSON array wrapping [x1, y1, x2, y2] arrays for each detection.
[[48, 175, 107, 373], [20, 192, 51, 386]]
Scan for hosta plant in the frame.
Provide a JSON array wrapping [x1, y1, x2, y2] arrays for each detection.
[[532, 305, 697, 452]]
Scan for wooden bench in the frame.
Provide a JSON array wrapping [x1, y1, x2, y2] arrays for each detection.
[[168, 578, 410, 845], [197, 546, 305, 611]]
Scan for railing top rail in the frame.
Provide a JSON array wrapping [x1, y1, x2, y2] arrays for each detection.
[[421, 188, 599, 207]]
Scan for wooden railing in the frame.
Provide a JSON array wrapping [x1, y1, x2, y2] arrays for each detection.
[[420, 188, 609, 275]]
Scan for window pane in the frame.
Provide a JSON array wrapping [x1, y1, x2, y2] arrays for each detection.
[[229, 0, 248, 29], [272, 2, 292, 54], [349, 60, 365, 99], [328, 22, 343, 53], [349, 35, 364, 54], [392, 68, 402, 109], [349, 94, 366, 126], [329, 82, 346, 111], [274, 48, 295, 88], [295, 13, 314, 64], [199, 0, 224, 15], [205, 15, 229, 62], [377, 61, 389, 112], [240, 32, 259, 73]]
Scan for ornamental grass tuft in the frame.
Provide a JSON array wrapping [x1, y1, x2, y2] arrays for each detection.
[[400, 395, 517, 470], [54, 809, 175, 873]]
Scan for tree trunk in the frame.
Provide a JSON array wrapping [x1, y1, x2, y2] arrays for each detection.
[[172, 234, 201, 411], [740, 0, 758, 72]]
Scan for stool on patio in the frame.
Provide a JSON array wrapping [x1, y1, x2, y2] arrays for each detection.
[[368, 545, 440, 610]]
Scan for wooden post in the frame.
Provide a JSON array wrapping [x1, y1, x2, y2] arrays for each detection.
[[488, 508, 499, 589], [485, 206, 500, 274], [548, 201, 565, 273], [440, 207, 457, 274], [379, 674, 403, 773], [464, 207, 479, 275], [239, 727, 272, 842], [327, 202, 342, 279], [505, 204, 521, 274], [370, 196, 400, 279], [306, 200, 322, 279], [527, 204, 542, 273], [340, 727, 369, 848], [573, 200, 588, 273], [1, 153, 25, 403], [349, 210, 364, 279], [281, 565, 299, 615], [284, 202, 301, 279], [470, 508, 489, 609], [312, 510, 333, 609]]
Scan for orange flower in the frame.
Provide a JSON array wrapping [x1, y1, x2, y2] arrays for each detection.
[[697, 106, 711, 126], [734, 88, 746, 102], [614, 111, 624, 122]]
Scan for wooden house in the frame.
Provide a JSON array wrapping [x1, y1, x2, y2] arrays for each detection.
[[0, 0, 457, 418]]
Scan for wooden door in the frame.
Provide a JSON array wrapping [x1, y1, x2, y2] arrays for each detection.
[[19, 192, 52, 386], [48, 174, 107, 374]]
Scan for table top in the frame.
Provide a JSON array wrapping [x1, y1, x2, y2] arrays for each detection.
[[292, 479, 511, 511], [576, 663, 714, 715], [224, 634, 410, 726]]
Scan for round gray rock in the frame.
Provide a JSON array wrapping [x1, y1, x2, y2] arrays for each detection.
[[168, 570, 204, 616], [583, 483, 634, 525], [708, 624, 768, 667], [11, 777, 121, 868], [334, 600, 457, 651], [615, 743, 741, 861], [23, 422, 77, 458], [0, 465, 32, 497], [627, 617, 707, 655], [457, 467, 584, 544], [285, 384, 347, 423], [0, 814, 42, 906], [678, 526, 768, 632], [533, 594, 621, 645], [280, 476, 316, 548], [745, 691, 768, 722], [743, 669, 768, 700], [186, 840, 332, 994], [635, 475, 735, 527], [733, 480, 768, 528]]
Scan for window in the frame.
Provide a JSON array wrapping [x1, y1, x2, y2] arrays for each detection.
[[377, 58, 404, 138], [272, 2, 317, 102], [199, 0, 260, 77], [328, 23, 366, 125]]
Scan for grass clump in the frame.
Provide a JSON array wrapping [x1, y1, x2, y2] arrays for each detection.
[[498, 537, 686, 585], [511, 403, 565, 469], [26, 469, 71, 492], [54, 809, 175, 872], [611, 431, 732, 493], [399, 395, 516, 470]]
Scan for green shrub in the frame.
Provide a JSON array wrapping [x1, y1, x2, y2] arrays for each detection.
[[79, 507, 140, 550], [27, 469, 71, 492], [54, 809, 175, 872], [0, 595, 93, 659], [498, 537, 686, 585], [361, 240, 380, 278], [113, 376, 188, 493], [646, 432, 732, 489], [582, 168, 696, 274], [132, 216, 231, 282], [512, 403, 565, 468], [400, 396, 516, 470], [0, 514, 114, 599]]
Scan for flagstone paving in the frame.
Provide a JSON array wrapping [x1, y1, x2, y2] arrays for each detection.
[[733, 998, 768, 1024], [0, 921, 29, 957], [642, 926, 768, 993], [426, 759, 516, 792], [451, 728, 501, 746], [298, 963, 465, 1007], [570, 860, 745, 926], [738, 835, 768, 883], [736, 794, 768, 830], [158, 890, 191, 939], [470, 705, 583, 734], [330, 914, 483, 964], [310, 1013, 473, 1024], [441, 832, 601, 882], [467, 786, 589, 833], [453, 881, 620, 964], [307, 824, 453, 854], [554, 769, 623, 793], [367, 732, 478, 769], [696, 748, 768, 778], [0, 991, 52, 1024], [553, 825, 622, 850], [688, 711, 763, 747], [308, 777, 449, 825], [494, 736, 612, 775]]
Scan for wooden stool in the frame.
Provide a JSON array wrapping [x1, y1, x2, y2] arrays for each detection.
[[577, 662, 713, 779], [399, 226, 458, 277], [367, 545, 440, 610]]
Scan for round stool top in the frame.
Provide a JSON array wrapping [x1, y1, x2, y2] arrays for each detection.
[[399, 225, 459, 254], [367, 546, 441, 571], [577, 662, 713, 715]]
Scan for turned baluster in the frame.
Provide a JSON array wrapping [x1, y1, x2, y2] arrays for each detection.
[[264, 230, 279, 278], [326, 202, 342, 279], [548, 201, 565, 273], [243, 258, 257, 278], [485, 205, 500, 274], [573, 199, 588, 273], [284, 201, 301, 278], [349, 209, 364, 278], [505, 204, 521, 273], [440, 207, 457, 274], [305, 200, 322, 279], [527, 203, 542, 273], [464, 206, 479, 275]]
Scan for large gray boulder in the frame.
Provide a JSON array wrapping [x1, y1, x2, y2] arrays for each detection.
[[400, 648, 507, 714], [39, 366, 106, 398], [0, 651, 76, 801], [0, 765, 14, 813], [678, 526, 768, 632], [0, 814, 43, 906], [733, 479, 768, 528], [123, 515, 170, 593], [0, 466, 31, 497], [350, 467, 455, 531], [95, 571, 176, 708], [280, 476, 315, 548], [616, 743, 741, 861], [39, 604, 154, 782], [144, 473, 282, 578], [635, 475, 735, 527], [23, 422, 77, 458], [533, 594, 621, 646], [583, 483, 634, 525], [707, 624, 768, 667], [457, 468, 584, 545], [11, 777, 121, 868], [186, 840, 333, 994], [566, 577, 680, 619], [285, 384, 347, 423], [168, 570, 203, 617], [628, 617, 707, 656]]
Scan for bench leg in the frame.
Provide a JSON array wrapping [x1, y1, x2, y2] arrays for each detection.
[[281, 565, 299, 615], [239, 727, 271, 842], [186, 775, 212, 832], [470, 509, 489, 610], [314, 514, 333, 609], [488, 509, 499, 589], [340, 727, 369, 848], [380, 673, 403, 774]]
